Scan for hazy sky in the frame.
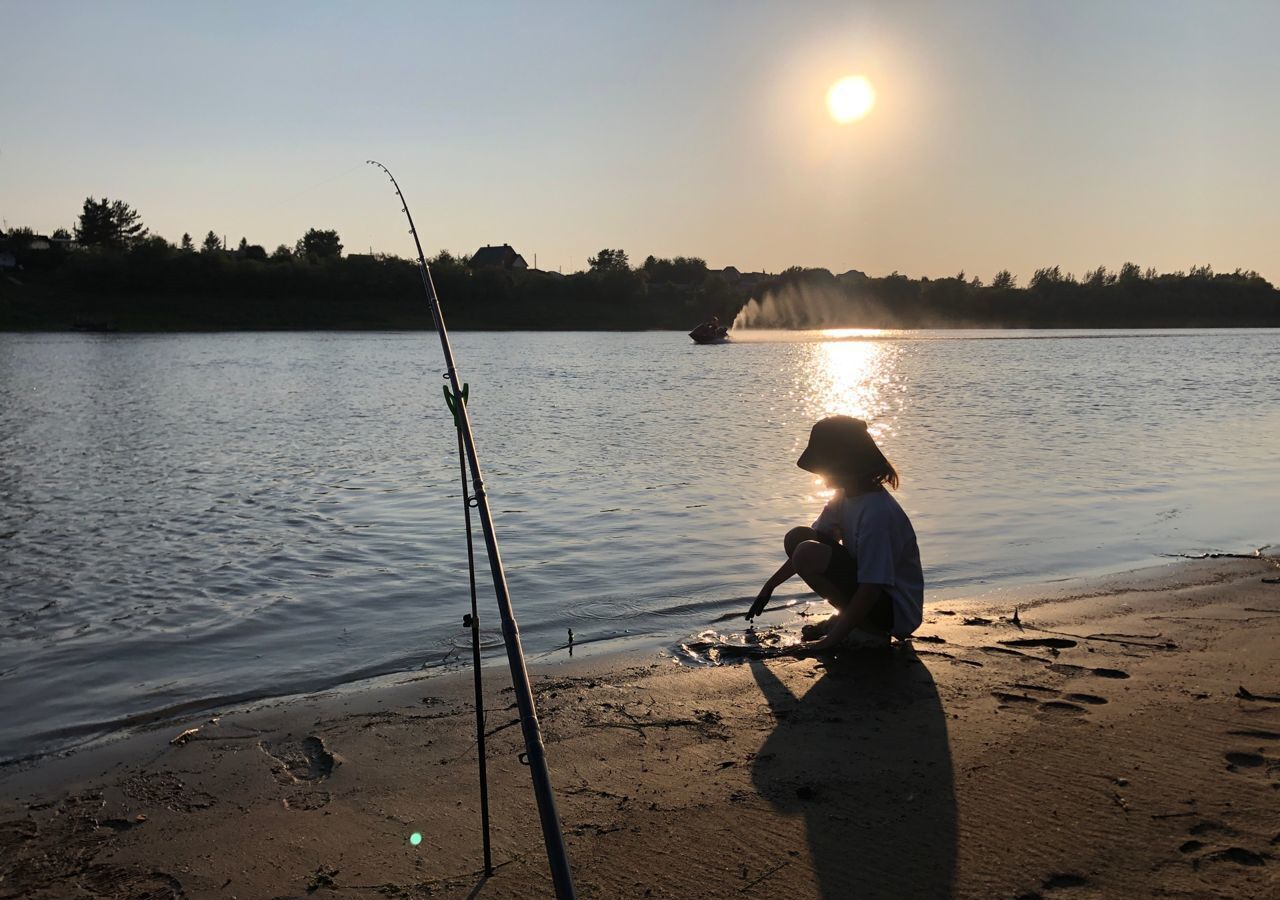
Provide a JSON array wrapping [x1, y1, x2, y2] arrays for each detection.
[[3, 1, 1278, 280]]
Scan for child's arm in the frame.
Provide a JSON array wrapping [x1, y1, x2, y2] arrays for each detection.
[[746, 559, 797, 619]]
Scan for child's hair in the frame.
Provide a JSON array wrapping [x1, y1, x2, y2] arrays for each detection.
[[798, 415, 900, 491], [832, 435, 899, 492]]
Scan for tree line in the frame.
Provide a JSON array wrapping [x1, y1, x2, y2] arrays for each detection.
[[1, 196, 1277, 330]]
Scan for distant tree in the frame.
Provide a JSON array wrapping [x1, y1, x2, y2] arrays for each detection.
[[1188, 264, 1213, 279], [75, 196, 149, 248], [1143, 267, 1159, 280], [74, 198, 111, 246], [990, 269, 1016, 289], [300, 228, 343, 259], [588, 248, 630, 272], [271, 244, 293, 261], [969, 275, 983, 288], [1029, 266, 1064, 290], [1118, 261, 1142, 283], [131, 235, 174, 258], [243, 244, 268, 262], [201, 231, 222, 253], [237, 237, 249, 253], [51, 227, 72, 241], [1, 226, 33, 251], [642, 255, 707, 284], [180, 232, 195, 252], [429, 250, 469, 275], [1084, 266, 1115, 287]]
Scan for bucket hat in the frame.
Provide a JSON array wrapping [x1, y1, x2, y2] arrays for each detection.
[[796, 415, 887, 476]]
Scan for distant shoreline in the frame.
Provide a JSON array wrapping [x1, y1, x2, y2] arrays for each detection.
[[4, 254, 1279, 331], [4, 321, 1280, 335]]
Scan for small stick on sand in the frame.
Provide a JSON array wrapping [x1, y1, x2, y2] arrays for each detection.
[[739, 860, 791, 892]]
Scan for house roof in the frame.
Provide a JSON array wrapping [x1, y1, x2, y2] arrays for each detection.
[[469, 244, 527, 268]]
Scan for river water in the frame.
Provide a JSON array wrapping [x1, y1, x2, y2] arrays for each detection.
[[2, 329, 1278, 761]]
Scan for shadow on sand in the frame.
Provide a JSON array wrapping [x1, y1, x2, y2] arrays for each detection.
[[750, 645, 956, 898]]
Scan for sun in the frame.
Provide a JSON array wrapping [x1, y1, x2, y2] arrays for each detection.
[[826, 75, 876, 123]]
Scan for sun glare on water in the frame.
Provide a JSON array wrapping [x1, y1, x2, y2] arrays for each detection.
[[826, 75, 875, 123]]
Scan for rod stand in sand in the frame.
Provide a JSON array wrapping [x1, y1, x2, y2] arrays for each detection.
[[368, 160, 576, 899], [444, 382, 492, 877]]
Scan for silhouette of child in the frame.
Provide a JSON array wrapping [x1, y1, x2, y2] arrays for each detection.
[[747, 416, 924, 655]]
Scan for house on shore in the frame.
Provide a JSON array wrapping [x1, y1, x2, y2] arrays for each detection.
[[469, 244, 528, 271]]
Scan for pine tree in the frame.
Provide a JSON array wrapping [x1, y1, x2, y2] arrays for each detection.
[[75, 197, 149, 248]]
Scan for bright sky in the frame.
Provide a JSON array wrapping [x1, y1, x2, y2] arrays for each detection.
[[3, 1, 1278, 280]]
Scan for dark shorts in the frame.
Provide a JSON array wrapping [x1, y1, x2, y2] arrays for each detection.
[[814, 533, 895, 632]]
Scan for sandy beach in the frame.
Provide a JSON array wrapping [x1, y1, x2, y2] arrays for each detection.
[[3, 555, 1278, 899]]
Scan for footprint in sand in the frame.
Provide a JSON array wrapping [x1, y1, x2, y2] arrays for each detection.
[[1063, 693, 1107, 705], [1177, 821, 1270, 870], [1223, 751, 1266, 769], [991, 684, 1104, 717], [999, 638, 1078, 650], [1221, 747, 1280, 785], [1188, 820, 1236, 838], [1047, 662, 1130, 679], [1225, 728, 1280, 740], [261, 735, 337, 782], [1037, 700, 1087, 716], [260, 735, 338, 810], [1202, 847, 1267, 867]]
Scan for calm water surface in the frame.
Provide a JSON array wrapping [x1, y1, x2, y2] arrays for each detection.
[[2, 329, 1278, 761]]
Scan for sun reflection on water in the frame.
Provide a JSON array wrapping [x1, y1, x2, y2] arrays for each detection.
[[819, 327, 887, 341], [807, 338, 895, 426]]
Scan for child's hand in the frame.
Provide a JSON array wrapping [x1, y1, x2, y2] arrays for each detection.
[[746, 588, 771, 620]]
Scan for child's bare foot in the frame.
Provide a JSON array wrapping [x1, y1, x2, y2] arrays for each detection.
[[842, 626, 891, 650], [801, 616, 836, 641]]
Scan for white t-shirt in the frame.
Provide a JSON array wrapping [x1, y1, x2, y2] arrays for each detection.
[[811, 488, 924, 637]]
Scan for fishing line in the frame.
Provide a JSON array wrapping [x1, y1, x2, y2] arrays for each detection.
[[258, 161, 368, 216], [209, 162, 369, 245]]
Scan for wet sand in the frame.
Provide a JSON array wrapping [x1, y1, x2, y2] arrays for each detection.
[[3, 556, 1279, 899]]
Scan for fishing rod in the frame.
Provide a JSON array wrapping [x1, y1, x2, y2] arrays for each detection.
[[367, 160, 576, 899], [445, 380, 492, 876]]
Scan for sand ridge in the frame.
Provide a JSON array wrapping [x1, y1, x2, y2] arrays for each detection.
[[2, 557, 1278, 898]]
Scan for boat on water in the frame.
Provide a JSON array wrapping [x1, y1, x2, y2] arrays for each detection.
[[689, 317, 730, 344]]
